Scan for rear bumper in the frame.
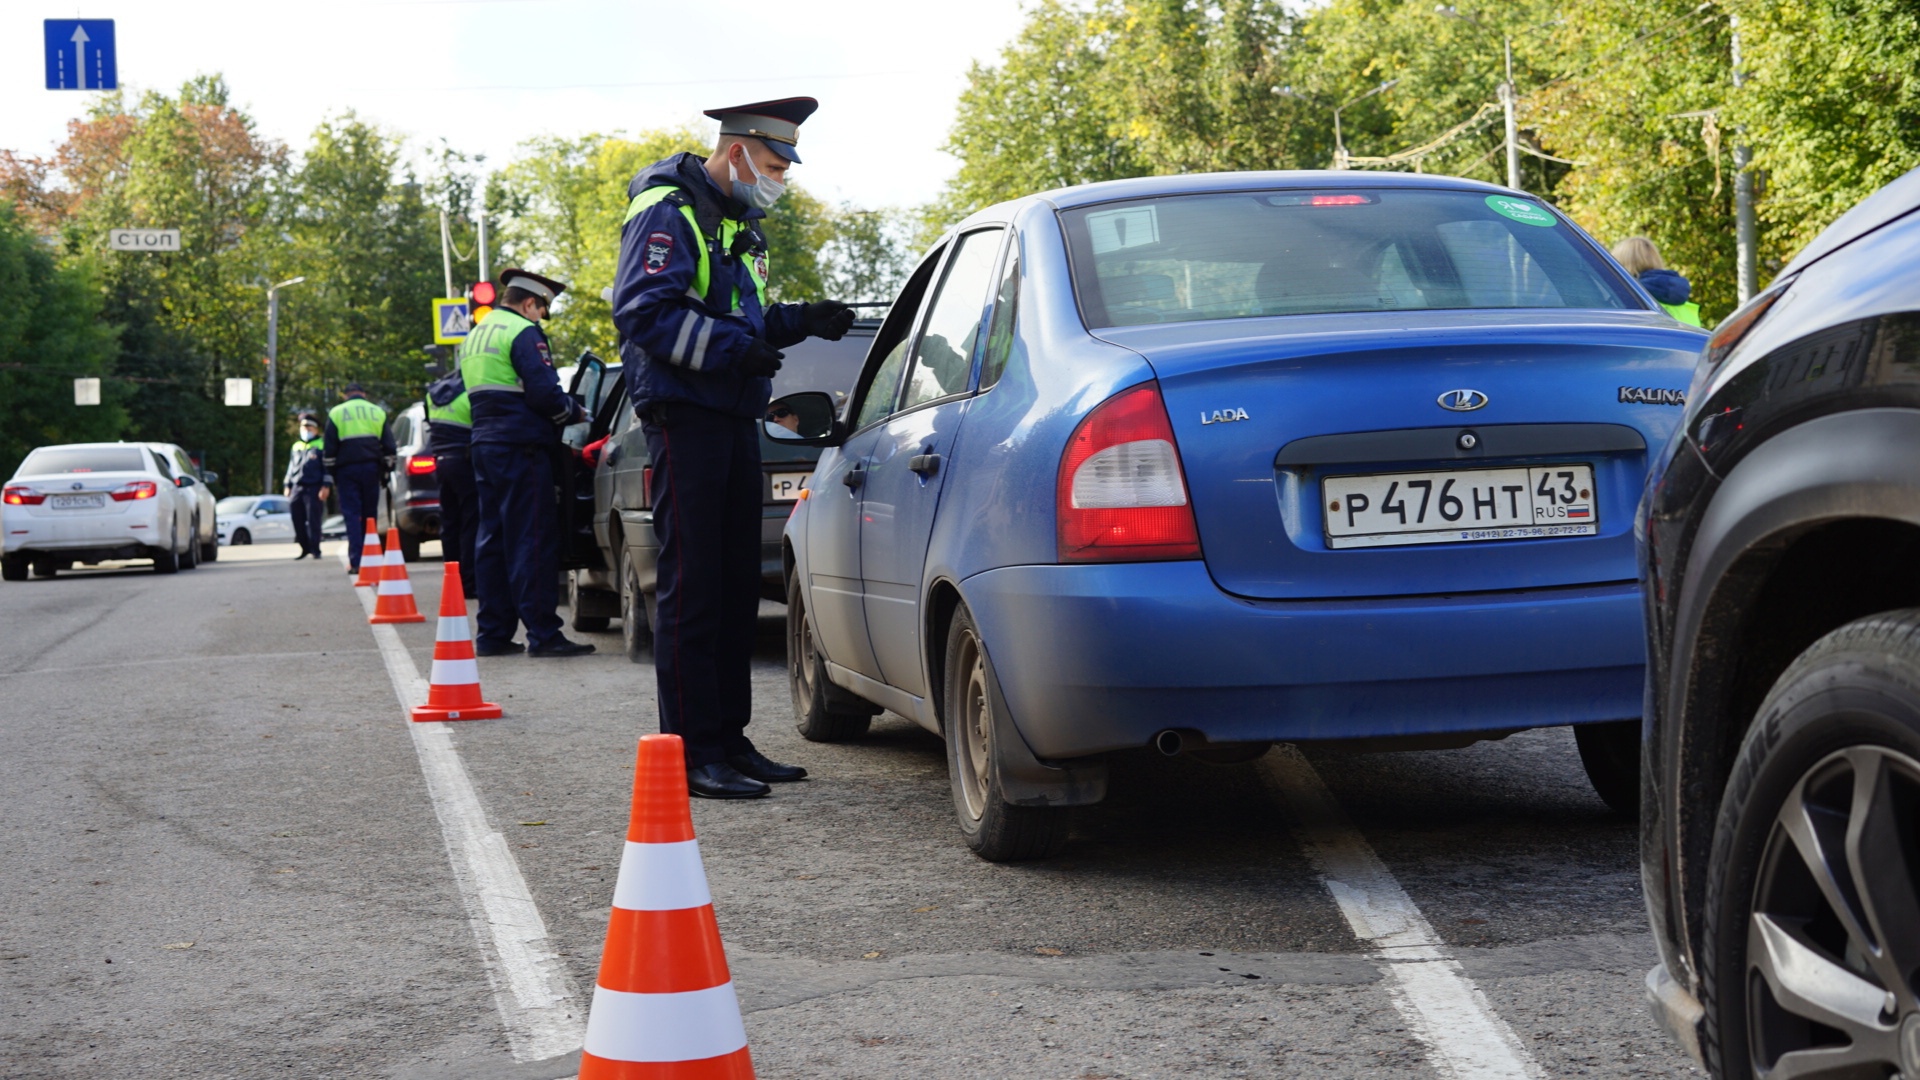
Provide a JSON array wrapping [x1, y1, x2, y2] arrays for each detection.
[[964, 561, 1645, 758], [395, 504, 440, 537], [5, 508, 163, 555]]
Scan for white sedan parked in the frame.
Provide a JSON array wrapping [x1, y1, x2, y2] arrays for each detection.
[[216, 496, 295, 546], [3, 442, 211, 578]]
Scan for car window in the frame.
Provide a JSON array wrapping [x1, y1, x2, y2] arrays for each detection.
[[217, 497, 254, 514], [849, 244, 946, 431], [173, 449, 197, 477], [901, 228, 1005, 411], [980, 238, 1020, 391], [19, 447, 146, 474], [1061, 188, 1638, 328], [260, 498, 289, 514], [149, 450, 173, 478], [392, 414, 413, 446]]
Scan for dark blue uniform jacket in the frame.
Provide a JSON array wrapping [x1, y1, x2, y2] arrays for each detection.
[[286, 442, 326, 487], [426, 371, 472, 456], [470, 322, 574, 446], [611, 153, 808, 419]]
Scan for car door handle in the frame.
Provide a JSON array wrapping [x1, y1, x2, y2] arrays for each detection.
[[842, 464, 865, 489], [604, 445, 620, 465], [908, 453, 941, 476]]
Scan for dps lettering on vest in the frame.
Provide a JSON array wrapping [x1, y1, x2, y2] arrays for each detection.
[[460, 308, 538, 395]]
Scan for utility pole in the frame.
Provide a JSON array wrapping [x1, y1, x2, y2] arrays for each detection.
[[1501, 37, 1521, 190], [1332, 79, 1400, 170], [1731, 17, 1757, 303], [439, 208, 455, 298], [262, 276, 307, 494]]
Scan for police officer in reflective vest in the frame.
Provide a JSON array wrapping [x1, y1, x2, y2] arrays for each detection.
[[323, 383, 395, 575], [283, 412, 329, 560], [426, 369, 478, 598], [460, 268, 594, 658], [612, 97, 856, 798]]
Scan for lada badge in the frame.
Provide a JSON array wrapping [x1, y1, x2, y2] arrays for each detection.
[[1437, 389, 1488, 412]]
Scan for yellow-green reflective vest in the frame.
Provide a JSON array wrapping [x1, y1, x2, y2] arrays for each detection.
[[622, 185, 769, 313], [1659, 300, 1704, 328], [329, 398, 387, 441], [427, 388, 471, 428], [459, 308, 536, 396]]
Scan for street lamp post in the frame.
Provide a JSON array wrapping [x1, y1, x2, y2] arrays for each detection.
[[1332, 79, 1400, 170], [1437, 6, 1552, 191], [263, 276, 307, 494]]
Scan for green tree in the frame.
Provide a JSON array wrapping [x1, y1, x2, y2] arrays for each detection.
[[0, 204, 121, 478]]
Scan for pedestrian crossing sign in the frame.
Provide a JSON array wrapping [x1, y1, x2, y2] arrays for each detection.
[[432, 298, 472, 345]]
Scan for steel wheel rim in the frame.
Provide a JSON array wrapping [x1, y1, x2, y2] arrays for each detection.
[[1746, 742, 1920, 1078], [955, 629, 991, 822], [790, 595, 817, 703], [621, 564, 640, 652]]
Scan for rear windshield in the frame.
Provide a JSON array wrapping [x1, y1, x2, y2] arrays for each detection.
[[1062, 188, 1640, 328], [19, 447, 147, 475]]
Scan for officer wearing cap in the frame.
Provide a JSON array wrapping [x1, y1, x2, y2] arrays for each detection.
[[284, 412, 330, 560], [460, 268, 594, 658], [612, 97, 856, 799], [425, 366, 477, 598], [324, 383, 395, 576]]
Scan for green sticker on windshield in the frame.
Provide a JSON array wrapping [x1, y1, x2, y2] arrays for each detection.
[[1485, 194, 1557, 227]]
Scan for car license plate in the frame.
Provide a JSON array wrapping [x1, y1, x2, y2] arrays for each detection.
[[49, 494, 105, 510], [1323, 464, 1597, 549], [768, 471, 812, 501]]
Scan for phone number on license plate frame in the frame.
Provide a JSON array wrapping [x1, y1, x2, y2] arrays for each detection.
[[1323, 463, 1597, 549]]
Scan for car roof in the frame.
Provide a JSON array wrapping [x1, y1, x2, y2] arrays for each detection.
[[1780, 164, 1920, 278], [957, 169, 1520, 230]]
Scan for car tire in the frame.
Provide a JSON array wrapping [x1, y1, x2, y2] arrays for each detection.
[[1574, 719, 1639, 817], [201, 534, 218, 562], [180, 520, 200, 569], [621, 556, 654, 662], [232, 529, 251, 545], [569, 571, 613, 633], [1701, 609, 1920, 1080], [787, 571, 876, 742], [399, 529, 422, 562], [942, 603, 1071, 862], [2, 553, 26, 581], [31, 556, 57, 578], [151, 541, 179, 574]]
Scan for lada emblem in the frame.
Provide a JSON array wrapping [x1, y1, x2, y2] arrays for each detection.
[[71, 482, 84, 490], [1437, 389, 1489, 412]]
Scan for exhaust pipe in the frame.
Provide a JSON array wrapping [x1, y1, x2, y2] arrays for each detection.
[[1154, 729, 1192, 757]]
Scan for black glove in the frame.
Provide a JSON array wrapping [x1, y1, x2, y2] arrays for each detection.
[[803, 300, 856, 341], [739, 337, 785, 379]]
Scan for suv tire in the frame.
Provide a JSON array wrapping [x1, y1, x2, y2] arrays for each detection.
[[1574, 719, 1639, 816], [787, 571, 874, 742], [942, 603, 1070, 861], [1702, 609, 1920, 1080]]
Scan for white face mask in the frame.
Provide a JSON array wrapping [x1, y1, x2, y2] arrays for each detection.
[[728, 146, 787, 211]]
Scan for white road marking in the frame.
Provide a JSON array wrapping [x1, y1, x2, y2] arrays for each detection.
[[353, 579, 585, 1062], [1261, 745, 1543, 1080], [0, 648, 379, 678]]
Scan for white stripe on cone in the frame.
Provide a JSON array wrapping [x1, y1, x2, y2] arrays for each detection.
[[427, 657, 480, 687], [377, 551, 413, 595], [436, 614, 472, 642], [581, 982, 748, 1063], [610, 840, 713, 911]]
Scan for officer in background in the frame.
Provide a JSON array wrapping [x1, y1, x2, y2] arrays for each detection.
[[460, 268, 594, 658], [283, 412, 329, 560], [425, 368, 477, 598], [323, 383, 395, 576], [612, 97, 856, 799]]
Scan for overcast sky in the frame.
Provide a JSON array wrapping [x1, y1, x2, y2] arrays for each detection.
[[1, 0, 1034, 210]]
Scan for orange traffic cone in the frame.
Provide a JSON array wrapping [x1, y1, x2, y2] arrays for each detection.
[[368, 529, 426, 624], [353, 519, 383, 587], [579, 734, 754, 1079], [411, 562, 501, 722]]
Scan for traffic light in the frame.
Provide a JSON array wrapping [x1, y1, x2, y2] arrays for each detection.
[[467, 280, 496, 323]]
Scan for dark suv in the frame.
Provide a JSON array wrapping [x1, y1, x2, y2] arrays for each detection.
[[563, 323, 879, 659], [1640, 167, 1920, 1078]]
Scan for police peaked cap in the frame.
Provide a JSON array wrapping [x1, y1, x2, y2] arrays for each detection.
[[498, 268, 567, 302], [704, 97, 819, 163]]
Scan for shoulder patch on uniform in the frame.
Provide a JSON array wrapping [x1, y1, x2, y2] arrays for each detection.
[[536, 341, 551, 366], [754, 254, 768, 281], [645, 231, 674, 275]]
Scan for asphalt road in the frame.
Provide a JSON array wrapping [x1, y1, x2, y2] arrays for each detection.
[[0, 542, 1700, 1079]]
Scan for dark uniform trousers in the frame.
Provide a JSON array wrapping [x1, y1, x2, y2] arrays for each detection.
[[335, 463, 382, 571], [435, 452, 478, 598], [472, 442, 563, 648], [289, 484, 324, 558], [642, 403, 763, 768]]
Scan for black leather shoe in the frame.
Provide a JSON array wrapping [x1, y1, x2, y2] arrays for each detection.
[[474, 639, 524, 657], [727, 748, 808, 783], [528, 637, 595, 658], [687, 762, 771, 800]]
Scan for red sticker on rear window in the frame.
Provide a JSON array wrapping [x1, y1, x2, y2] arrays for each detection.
[[644, 232, 674, 274]]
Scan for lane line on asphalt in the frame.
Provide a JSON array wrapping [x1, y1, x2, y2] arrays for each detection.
[[0, 648, 380, 679], [351, 575, 586, 1062], [1261, 745, 1543, 1080]]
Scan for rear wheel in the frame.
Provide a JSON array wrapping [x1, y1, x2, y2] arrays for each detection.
[[399, 529, 422, 562], [620, 555, 654, 662], [2, 553, 25, 581], [200, 532, 218, 562], [1574, 719, 1639, 817], [1702, 610, 1920, 1080], [788, 571, 875, 742], [151, 541, 179, 574], [232, 528, 251, 545], [942, 603, 1070, 861], [30, 556, 56, 578], [569, 571, 612, 632], [180, 520, 200, 569]]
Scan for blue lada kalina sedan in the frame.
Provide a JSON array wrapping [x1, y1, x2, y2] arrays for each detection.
[[769, 172, 1706, 860]]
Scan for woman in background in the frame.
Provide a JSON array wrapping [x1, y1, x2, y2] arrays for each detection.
[[1611, 236, 1703, 327]]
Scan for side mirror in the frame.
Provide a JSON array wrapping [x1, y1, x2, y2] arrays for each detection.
[[762, 391, 841, 445], [175, 475, 194, 487], [202, 470, 220, 485], [254, 507, 272, 518]]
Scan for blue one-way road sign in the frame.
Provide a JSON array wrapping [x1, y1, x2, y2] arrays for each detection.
[[44, 20, 117, 91]]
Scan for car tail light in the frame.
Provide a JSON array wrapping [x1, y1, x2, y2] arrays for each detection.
[[109, 480, 157, 501], [3, 485, 44, 506], [406, 454, 436, 475], [1057, 381, 1201, 562]]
